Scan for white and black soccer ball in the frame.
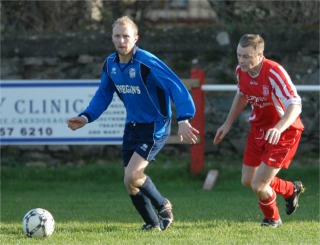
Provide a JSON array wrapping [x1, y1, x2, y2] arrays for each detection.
[[22, 208, 55, 238]]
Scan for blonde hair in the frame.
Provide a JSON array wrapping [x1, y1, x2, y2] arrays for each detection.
[[239, 34, 264, 53], [112, 16, 138, 36]]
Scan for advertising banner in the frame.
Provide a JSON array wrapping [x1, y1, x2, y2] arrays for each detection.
[[0, 80, 126, 145]]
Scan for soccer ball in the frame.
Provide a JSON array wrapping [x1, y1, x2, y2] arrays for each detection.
[[22, 208, 55, 238]]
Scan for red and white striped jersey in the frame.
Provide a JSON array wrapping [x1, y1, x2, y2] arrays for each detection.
[[236, 58, 304, 130]]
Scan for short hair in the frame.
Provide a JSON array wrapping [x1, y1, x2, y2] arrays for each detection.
[[112, 16, 138, 36], [239, 34, 264, 53]]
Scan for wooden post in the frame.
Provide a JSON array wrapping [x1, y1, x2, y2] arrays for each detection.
[[190, 69, 205, 175]]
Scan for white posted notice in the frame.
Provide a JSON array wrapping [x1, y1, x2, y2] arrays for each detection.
[[0, 80, 126, 145]]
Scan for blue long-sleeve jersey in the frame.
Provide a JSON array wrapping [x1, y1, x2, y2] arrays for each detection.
[[79, 46, 196, 124]]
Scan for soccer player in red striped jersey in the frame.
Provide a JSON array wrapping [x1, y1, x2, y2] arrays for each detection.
[[214, 34, 304, 227]]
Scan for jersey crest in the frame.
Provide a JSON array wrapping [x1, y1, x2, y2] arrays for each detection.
[[262, 85, 269, 96], [129, 68, 136, 78]]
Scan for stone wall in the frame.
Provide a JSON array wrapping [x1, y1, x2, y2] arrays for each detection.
[[1, 26, 319, 166]]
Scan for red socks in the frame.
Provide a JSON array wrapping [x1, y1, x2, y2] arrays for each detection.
[[258, 177, 294, 221], [270, 177, 294, 199], [259, 190, 280, 220]]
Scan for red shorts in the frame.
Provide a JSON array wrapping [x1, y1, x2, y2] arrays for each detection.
[[243, 126, 302, 169]]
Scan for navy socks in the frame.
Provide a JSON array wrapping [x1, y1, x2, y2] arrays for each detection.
[[130, 192, 159, 226], [130, 176, 166, 226], [139, 176, 166, 211]]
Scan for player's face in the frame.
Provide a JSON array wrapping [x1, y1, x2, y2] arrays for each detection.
[[112, 23, 138, 61], [237, 45, 263, 73]]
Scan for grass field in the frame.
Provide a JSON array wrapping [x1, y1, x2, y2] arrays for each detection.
[[1, 154, 319, 244]]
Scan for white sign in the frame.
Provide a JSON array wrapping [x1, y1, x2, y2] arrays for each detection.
[[0, 80, 126, 145]]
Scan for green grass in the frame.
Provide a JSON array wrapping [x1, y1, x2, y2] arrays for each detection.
[[1, 154, 319, 244]]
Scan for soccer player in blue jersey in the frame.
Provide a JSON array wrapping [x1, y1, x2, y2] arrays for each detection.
[[68, 16, 199, 231]]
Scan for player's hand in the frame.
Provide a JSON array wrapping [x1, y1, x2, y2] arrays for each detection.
[[67, 117, 87, 131], [178, 121, 199, 144], [213, 124, 231, 145], [265, 128, 281, 145]]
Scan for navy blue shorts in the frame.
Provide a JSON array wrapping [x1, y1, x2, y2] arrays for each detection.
[[122, 119, 171, 167]]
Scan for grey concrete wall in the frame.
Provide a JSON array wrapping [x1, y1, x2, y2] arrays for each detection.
[[1, 26, 319, 166]]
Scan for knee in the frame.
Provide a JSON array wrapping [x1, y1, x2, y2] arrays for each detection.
[[241, 178, 252, 188], [124, 172, 145, 190], [124, 174, 136, 189], [242, 174, 265, 193], [250, 180, 267, 196], [251, 183, 262, 194]]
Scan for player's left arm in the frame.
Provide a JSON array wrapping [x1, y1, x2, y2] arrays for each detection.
[[149, 57, 195, 118], [265, 65, 303, 145], [150, 58, 199, 143], [264, 104, 302, 145], [178, 120, 199, 144]]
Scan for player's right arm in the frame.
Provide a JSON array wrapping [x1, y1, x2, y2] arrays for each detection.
[[213, 92, 248, 145], [67, 60, 115, 131], [78, 70, 115, 123]]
